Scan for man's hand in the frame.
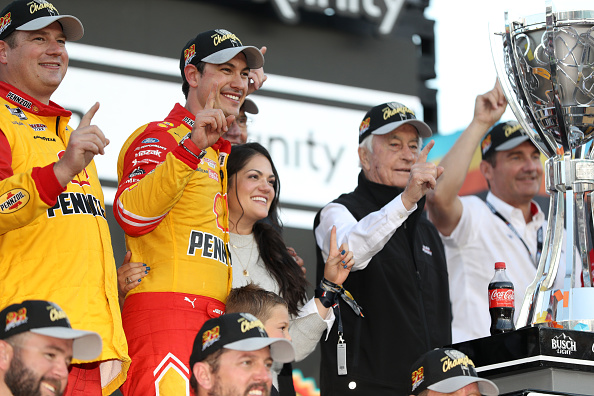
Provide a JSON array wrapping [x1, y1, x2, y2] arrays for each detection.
[[401, 140, 443, 210], [247, 46, 267, 95], [190, 83, 235, 150], [53, 102, 109, 187], [473, 80, 507, 130]]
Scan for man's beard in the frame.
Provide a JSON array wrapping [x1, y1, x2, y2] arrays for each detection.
[[4, 350, 64, 396], [208, 379, 271, 396]]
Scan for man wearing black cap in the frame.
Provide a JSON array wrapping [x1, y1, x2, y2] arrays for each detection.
[[189, 312, 294, 396], [426, 82, 572, 343], [409, 348, 499, 396], [0, 1, 129, 395], [0, 300, 103, 396], [222, 97, 258, 145], [314, 102, 451, 395], [113, 29, 265, 395]]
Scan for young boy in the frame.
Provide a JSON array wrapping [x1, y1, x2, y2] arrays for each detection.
[[226, 283, 294, 396]]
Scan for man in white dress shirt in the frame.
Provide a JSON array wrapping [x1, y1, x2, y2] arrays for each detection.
[[426, 82, 571, 343]]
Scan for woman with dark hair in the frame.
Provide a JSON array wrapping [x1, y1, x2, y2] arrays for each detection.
[[226, 142, 352, 353]]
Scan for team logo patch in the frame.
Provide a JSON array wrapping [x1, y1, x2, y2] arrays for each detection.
[[184, 44, 196, 67], [141, 138, 159, 143], [213, 192, 228, 232], [202, 325, 220, 350], [0, 189, 30, 214], [129, 168, 145, 178], [5, 307, 27, 332], [5, 104, 27, 120], [359, 117, 370, 134], [0, 12, 11, 37], [28, 123, 47, 132]]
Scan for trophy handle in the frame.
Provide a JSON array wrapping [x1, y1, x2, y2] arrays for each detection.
[[489, 13, 556, 158]]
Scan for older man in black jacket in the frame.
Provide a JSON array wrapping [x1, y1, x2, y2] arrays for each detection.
[[314, 102, 452, 395]]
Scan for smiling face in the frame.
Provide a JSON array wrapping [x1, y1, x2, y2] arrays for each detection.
[[228, 153, 276, 234], [194, 53, 249, 117], [208, 348, 273, 396], [359, 124, 420, 188], [3, 333, 73, 396], [482, 140, 543, 207], [0, 22, 68, 104]]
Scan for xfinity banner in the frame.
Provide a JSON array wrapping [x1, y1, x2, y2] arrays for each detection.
[[53, 43, 421, 227]]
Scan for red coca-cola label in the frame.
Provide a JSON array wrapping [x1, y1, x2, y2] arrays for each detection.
[[488, 288, 514, 308]]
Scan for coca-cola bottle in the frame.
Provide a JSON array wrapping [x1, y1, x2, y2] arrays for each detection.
[[488, 261, 515, 335]]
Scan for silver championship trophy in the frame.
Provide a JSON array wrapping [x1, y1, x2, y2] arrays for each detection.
[[490, 1, 594, 330]]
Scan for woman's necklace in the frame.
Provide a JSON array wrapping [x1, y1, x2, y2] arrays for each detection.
[[231, 237, 255, 277]]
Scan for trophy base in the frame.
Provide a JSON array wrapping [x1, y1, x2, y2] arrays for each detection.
[[451, 327, 594, 395]]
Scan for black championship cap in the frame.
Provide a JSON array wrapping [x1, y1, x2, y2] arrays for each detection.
[[180, 29, 264, 82], [0, 0, 83, 41], [0, 300, 102, 361], [189, 313, 294, 369], [358, 102, 432, 144], [410, 348, 499, 396], [242, 98, 258, 115], [481, 120, 529, 160]]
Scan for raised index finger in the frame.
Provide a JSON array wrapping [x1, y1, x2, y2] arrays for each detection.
[[416, 139, 435, 164], [204, 83, 218, 111], [78, 102, 100, 129], [328, 225, 338, 258]]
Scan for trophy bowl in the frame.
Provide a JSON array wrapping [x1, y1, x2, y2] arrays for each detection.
[[491, 2, 594, 331]]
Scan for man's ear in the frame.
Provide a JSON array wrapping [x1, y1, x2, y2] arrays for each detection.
[[358, 146, 370, 172], [193, 362, 214, 391], [0, 340, 12, 371], [479, 159, 492, 182], [0, 40, 9, 65], [184, 64, 200, 89]]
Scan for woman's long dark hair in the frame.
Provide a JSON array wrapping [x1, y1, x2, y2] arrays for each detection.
[[227, 142, 308, 316]]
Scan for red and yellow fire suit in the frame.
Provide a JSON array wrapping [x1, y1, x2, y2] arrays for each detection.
[[0, 82, 130, 396], [114, 103, 231, 396]]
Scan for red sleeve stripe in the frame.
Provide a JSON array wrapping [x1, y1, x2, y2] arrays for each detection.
[[114, 197, 167, 233]]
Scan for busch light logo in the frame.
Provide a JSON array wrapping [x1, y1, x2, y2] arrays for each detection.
[[551, 333, 577, 355]]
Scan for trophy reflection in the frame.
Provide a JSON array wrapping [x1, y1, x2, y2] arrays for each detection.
[[491, 2, 594, 330]]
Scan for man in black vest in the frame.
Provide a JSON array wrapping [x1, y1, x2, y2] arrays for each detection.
[[314, 102, 452, 395]]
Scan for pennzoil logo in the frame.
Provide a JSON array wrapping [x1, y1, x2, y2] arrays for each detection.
[[7, 92, 32, 109], [0, 188, 30, 214], [184, 44, 196, 67], [202, 325, 220, 350], [5, 308, 27, 332], [0, 12, 11, 36]]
